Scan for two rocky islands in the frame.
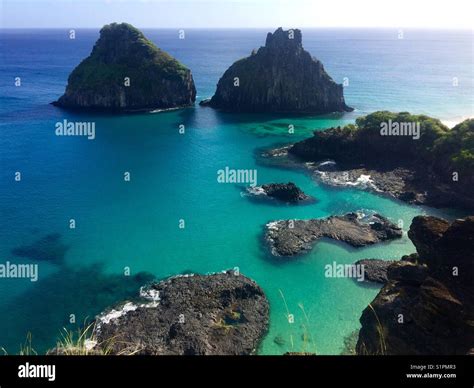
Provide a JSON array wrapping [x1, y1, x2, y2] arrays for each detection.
[[54, 24, 351, 114]]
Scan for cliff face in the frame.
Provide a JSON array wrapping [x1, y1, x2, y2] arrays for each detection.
[[54, 23, 196, 111], [203, 28, 352, 114], [357, 216, 474, 355]]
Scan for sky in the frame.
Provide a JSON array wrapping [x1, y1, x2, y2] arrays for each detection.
[[0, 0, 473, 29]]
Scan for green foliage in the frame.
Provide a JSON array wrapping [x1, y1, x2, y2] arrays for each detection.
[[66, 23, 190, 94], [347, 111, 473, 173]]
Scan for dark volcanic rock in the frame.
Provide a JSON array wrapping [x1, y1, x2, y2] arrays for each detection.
[[357, 216, 474, 355], [93, 270, 269, 355], [53, 23, 196, 111], [355, 259, 396, 284], [202, 28, 352, 113], [266, 212, 402, 257], [247, 182, 312, 203]]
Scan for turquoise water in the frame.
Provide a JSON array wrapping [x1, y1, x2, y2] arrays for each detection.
[[0, 29, 472, 354]]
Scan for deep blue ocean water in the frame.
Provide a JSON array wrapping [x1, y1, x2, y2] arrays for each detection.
[[0, 28, 472, 354]]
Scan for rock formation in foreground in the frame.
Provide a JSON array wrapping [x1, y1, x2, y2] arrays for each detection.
[[357, 216, 474, 355], [247, 182, 313, 203], [90, 270, 269, 355], [201, 28, 352, 114], [265, 212, 402, 257], [53, 23, 196, 111], [269, 112, 474, 210]]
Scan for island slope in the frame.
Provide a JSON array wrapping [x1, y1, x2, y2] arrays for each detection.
[[53, 23, 196, 112], [201, 27, 352, 114]]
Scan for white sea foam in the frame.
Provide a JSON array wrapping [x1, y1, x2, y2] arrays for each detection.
[[247, 186, 267, 196], [316, 171, 380, 192], [99, 302, 138, 325]]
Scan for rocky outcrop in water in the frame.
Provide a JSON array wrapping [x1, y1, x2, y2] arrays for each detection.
[[53, 23, 196, 112], [91, 270, 269, 355], [283, 112, 474, 210], [247, 182, 312, 203], [357, 216, 474, 355], [355, 259, 396, 284], [265, 212, 402, 257], [201, 28, 352, 114]]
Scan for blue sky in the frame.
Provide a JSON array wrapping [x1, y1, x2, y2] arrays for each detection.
[[1, 0, 472, 28]]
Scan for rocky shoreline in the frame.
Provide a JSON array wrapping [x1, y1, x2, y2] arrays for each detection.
[[265, 212, 402, 257], [84, 270, 269, 355], [357, 216, 474, 355], [264, 113, 474, 210]]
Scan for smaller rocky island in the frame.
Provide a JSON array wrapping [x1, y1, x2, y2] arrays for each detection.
[[201, 27, 352, 114], [357, 216, 474, 355], [247, 182, 313, 204], [84, 270, 269, 355], [53, 23, 196, 112], [354, 259, 396, 284], [265, 212, 402, 257]]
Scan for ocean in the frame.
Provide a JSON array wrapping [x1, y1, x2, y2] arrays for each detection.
[[0, 28, 472, 354]]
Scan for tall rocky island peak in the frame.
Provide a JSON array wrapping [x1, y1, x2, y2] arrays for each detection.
[[53, 23, 196, 111], [201, 27, 352, 113]]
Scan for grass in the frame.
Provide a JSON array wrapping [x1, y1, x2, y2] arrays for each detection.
[[278, 289, 317, 355], [357, 303, 387, 355], [2, 322, 142, 356], [1, 332, 37, 355]]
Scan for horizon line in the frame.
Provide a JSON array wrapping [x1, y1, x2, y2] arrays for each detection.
[[1, 26, 473, 31]]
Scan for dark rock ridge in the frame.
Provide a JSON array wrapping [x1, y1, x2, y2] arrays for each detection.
[[357, 216, 474, 355], [247, 182, 312, 203], [201, 28, 352, 113], [355, 259, 396, 284], [284, 112, 474, 210], [265, 212, 402, 257], [92, 270, 269, 355], [53, 23, 196, 111]]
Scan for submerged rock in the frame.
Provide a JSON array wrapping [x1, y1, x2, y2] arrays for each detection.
[[247, 182, 312, 203], [202, 27, 352, 113], [357, 216, 474, 355], [265, 212, 402, 257], [92, 270, 269, 355], [11, 233, 69, 263], [53, 23, 196, 112]]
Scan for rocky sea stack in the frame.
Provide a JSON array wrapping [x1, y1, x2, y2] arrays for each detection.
[[53, 23, 196, 111], [89, 270, 269, 355], [357, 216, 474, 355], [247, 182, 313, 203], [201, 28, 352, 114]]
